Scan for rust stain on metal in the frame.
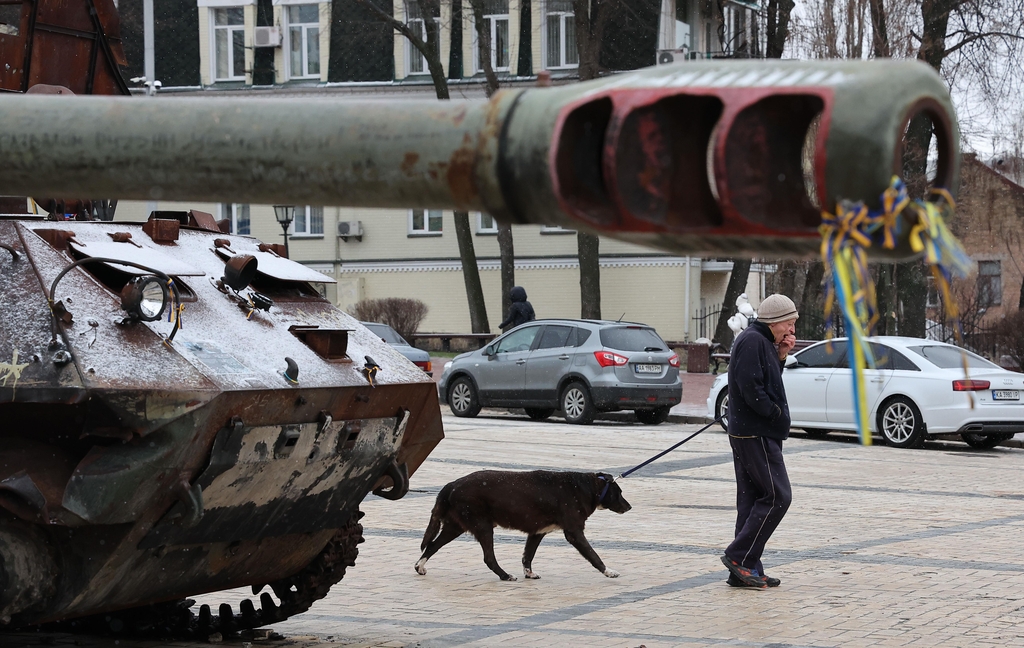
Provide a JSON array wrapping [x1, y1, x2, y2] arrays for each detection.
[[446, 133, 478, 205], [400, 152, 420, 176]]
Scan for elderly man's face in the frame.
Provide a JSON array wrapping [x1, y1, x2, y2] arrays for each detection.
[[768, 318, 797, 344]]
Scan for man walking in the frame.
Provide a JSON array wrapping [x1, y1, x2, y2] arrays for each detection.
[[720, 294, 798, 589]]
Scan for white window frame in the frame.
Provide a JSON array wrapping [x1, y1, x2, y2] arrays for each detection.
[[291, 205, 324, 237], [543, 2, 578, 69], [473, 2, 510, 73], [219, 203, 251, 235], [409, 209, 443, 236], [211, 6, 246, 82], [406, 15, 441, 75], [476, 212, 498, 234], [284, 3, 320, 79]]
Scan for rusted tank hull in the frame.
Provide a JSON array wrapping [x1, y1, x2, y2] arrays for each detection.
[[0, 216, 443, 628]]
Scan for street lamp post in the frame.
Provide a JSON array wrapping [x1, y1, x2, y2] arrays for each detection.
[[274, 205, 295, 258]]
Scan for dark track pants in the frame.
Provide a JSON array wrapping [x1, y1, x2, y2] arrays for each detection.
[[725, 435, 792, 573]]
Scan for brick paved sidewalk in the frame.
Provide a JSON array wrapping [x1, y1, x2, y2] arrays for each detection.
[[208, 416, 1024, 647]]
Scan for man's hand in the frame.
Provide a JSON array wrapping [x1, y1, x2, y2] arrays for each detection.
[[778, 333, 796, 360]]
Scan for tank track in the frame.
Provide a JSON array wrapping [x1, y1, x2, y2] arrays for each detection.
[[40, 509, 365, 640]]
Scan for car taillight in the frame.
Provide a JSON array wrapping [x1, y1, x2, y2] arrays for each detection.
[[668, 354, 680, 368], [414, 360, 432, 373], [953, 379, 990, 391], [594, 350, 629, 367]]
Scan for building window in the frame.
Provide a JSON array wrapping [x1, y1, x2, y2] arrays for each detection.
[[977, 260, 1002, 307], [213, 7, 246, 81], [544, 1, 577, 69], [926, 276, 940, 308], [286, 4, 320, 79], [475, 0, 510, 72], [220, 203, 250, 235], [477, 212, 498, 234], [410, 209, 443, 235], [292, 206, 324, 236], [406, 2, 440, 75]]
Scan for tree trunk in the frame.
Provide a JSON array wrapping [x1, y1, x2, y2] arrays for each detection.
[[799, 261, 825, 338], [876, 263, 898, 335], [497, 222, 515, 323], [448, 0, 463, 79], [868, 0, 890, 57], [572, 0, 613, 320], [454, 211, 489, 333], [469, 1, 500, 96], [516, 0, 532, 76], [578, 233, 602, 319], [713, 259, 752, 348], [765, 0, 795, 58]]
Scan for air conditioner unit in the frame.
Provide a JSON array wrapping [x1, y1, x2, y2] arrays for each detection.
[[657, 48, 689, 65], [253, 26, 281, 48], [338, 220, 363, 242]]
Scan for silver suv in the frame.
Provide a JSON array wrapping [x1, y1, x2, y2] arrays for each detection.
[[437, 319, 682, 424]]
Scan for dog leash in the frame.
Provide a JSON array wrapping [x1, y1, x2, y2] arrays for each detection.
[[616, 417, 722, 481]]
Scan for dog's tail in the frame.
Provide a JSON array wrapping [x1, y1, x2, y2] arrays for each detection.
[[420, 482, 454, 550]]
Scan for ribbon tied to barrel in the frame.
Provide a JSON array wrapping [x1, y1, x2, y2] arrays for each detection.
[[819, 177, 974, 445]]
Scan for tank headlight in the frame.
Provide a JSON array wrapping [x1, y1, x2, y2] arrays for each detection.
[[121, 275, 169, 322]]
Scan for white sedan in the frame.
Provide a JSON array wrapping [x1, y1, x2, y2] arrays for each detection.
[[706, 336, 1024, 449]]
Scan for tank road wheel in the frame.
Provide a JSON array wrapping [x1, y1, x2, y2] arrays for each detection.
[[878, 396, 924, 449], [48, 510, 366, 640], [448, 377, 481, 418]]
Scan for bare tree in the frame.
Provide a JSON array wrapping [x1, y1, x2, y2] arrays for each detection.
[[350, 0, 490, 334]]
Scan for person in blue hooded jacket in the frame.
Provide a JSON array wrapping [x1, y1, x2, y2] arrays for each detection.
[[720, 293, 798, 589], [498, 286, 535, 332]]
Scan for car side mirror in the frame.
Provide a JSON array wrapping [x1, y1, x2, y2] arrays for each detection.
[[483, 345, 495, 358], [784, 355, 798, 368]]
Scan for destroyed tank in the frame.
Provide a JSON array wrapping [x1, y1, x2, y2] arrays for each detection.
[[0, 209, 443, 634]]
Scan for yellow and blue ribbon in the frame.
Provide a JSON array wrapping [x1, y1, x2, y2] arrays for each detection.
[[819, 177, 973, 445]]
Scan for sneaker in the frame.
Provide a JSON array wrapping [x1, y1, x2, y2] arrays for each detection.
[[726, 573, 781, 588], [720, 555, 767, 589]]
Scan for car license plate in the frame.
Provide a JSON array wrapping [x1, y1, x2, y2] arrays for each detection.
[[635, 364, 661, 374], [992, 390, 1020, 400]]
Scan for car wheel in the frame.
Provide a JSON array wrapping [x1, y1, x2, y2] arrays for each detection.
[[961, 433, 1010, 449], [635, 406, 671, 425], [877, 396, 924, 448], [561, 382, 595, 425], [715, 391, 729, 432], [448, 377, 481, 418], [803, 428, 831, 438], [524, 407, 555, 421]]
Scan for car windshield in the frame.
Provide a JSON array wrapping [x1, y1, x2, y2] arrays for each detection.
[[364, 323, 407, 345], [599, 326, 665, 352], [907, 345, 1000, 370]]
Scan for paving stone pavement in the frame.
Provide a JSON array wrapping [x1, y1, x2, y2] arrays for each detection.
[[7, 414, 1024, 648]]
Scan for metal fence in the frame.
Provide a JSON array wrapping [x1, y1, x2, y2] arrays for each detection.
[[692, 304, 723, 340]]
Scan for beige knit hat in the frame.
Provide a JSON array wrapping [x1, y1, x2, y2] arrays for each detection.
[[757, 294, 799, 323]]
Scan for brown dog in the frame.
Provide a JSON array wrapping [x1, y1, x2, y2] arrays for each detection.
[[414, 470, 631, 581]]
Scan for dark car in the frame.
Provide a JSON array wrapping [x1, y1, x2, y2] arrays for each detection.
[[362, 322, 432, 376]]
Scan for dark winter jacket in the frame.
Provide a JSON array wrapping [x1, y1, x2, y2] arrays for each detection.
[[726, 320, 791, 440], [499, 286, 536, 330]]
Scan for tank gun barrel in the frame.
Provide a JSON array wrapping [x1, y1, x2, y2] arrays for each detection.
[[0, 59, 958, 258]]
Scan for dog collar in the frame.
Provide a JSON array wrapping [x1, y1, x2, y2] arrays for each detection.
[[597, 475, 611, 504]]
